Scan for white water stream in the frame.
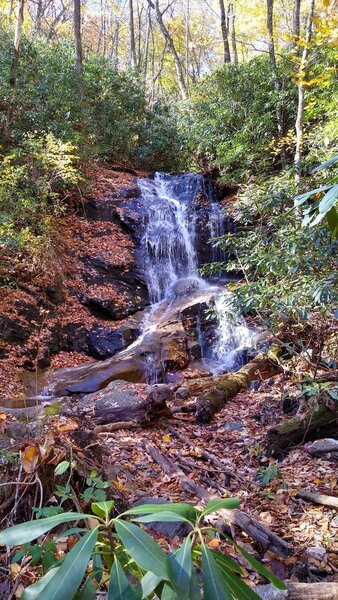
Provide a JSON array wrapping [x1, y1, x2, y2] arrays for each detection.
[[137, 172, 254, 377]]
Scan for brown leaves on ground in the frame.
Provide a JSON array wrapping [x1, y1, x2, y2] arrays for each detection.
[[0, 164, 146, 403]]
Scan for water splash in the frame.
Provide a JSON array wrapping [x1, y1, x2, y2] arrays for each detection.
[[209, 292, 254, 374]]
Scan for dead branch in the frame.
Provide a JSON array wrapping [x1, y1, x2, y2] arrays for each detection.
[[143, 441, 291, 556], [297, 489, 338, 509]]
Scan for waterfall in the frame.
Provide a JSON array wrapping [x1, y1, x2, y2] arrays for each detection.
[[137, 172, 253, 378], [139, 173, 205, 303]]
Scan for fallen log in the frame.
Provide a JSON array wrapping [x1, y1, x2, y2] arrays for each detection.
[[144, 441, 291, 556], [296, 489, 338, 509], [196, 344, 283, 423], [266, 406, 338, 454], [255, 582, 338, 599]]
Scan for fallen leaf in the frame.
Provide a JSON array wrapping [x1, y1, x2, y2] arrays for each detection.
[[21, 445, 40, 473]]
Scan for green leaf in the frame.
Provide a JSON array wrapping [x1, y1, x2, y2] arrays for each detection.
[[91, 501, 114, 520], [21, 568, 59, 599], [326, 206, 338, 238], [0, 512, 92, 546], [108, 558, 139, 600], [294, 185, 330, 206], [201, 498, 240, 517], [210, 550, 244, 575], [115, 520, 172, 582], [161, 583, 177, 600], [132, 512, 192, 524], [318, 183, 338, 214], [189, 568, 202, 600], [122, 503, 198, 523], [23, 529, 98, 600], [202, 545, 232, 600], [311, 154, 338, 173], [54, 461, 70, 476], [75, 574, 98, 600], [141, 571, 162, 599], [55, 528, 87, 540], [168, 538, 192, 600], [221, 569, 261, 600], [235, 545, 286, 590]]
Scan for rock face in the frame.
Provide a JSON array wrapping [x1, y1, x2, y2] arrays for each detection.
[[51, 288, 218, 396], [62, 380, 173, 425]]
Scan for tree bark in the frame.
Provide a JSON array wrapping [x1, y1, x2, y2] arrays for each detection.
[[294, 0, 315, 184], [292, 0, 301, 49], [129, 0, 137, 69], [10, 0, 24, 88], [266, 0, 286, 164], [73, 0, 84, 102], [218, 0, 231, 63], [228, 3, 238, 65], [146, 0, 187, 99], [266, 402, 338, 454], [196, 344, 283, 423]]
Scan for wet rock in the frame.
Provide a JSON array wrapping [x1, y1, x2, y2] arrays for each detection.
[[169, 277, 203, 299], [87, 326, 125, 360], [159, 331, 189, 371], [56, 357, 146, 395], [175, 387, 189, 399]]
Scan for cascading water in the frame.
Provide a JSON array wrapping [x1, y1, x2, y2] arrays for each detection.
[[139, 173, 205, 303], [137, 172, 254, 379]]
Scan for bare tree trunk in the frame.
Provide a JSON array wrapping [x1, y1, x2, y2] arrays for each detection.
[[266, 0, 286, 164], [218, 0, 231, 63], [143, 6, 151, 83], [147, 0, 187, 99], [185, 0, 190, 90], [111, 18, 120, 70], [36, 0, 43, 31], [10, 0, 24, 87], [73, 0, 84, 102], [292, 0, 301, 49], [294, 0, 315, 184], [228, 3, 238, 65], [129, 0, 136, 69]]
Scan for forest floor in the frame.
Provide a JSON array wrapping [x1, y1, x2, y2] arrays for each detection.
[[0, 164, 337, 595], [92, 376, 338, 586]]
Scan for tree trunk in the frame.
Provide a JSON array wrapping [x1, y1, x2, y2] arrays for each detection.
[[218, 0, 231, 63], [228, 3, 238, 65], [294, 0, 315, 184], [266, 402, 338, 454], [129, 0, 137, 69], [146, 0, 187, 99], [292, 0, 301, 49], [143, 6, 151, 83], [73, 0, 84, 102], [266, 0, 286, 164], [196, 345, 283, 423], [185, 0, 190, 90], [10, 0, 24, 88]]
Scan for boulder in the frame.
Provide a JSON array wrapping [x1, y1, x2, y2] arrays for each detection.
[[62, 380, 173, 425]]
